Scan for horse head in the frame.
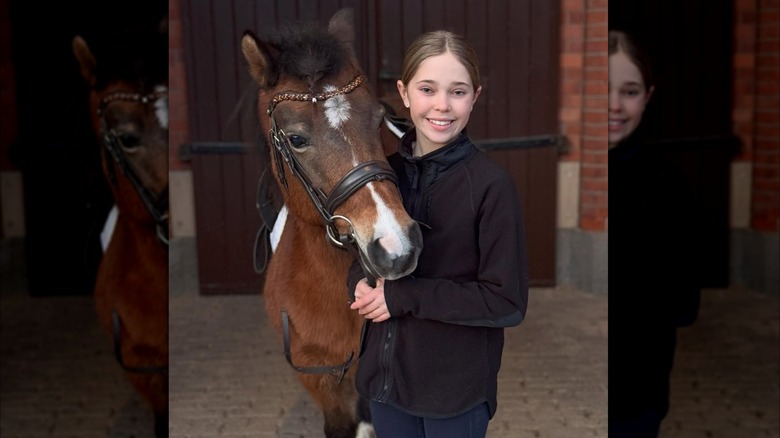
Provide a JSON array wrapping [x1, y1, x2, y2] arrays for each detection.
[[241, 9, 422, 280], [72, 23, 169, 241]]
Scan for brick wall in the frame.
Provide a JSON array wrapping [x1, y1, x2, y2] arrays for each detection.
[[559, 0, 608, 232], [733, 0, 780, 232]]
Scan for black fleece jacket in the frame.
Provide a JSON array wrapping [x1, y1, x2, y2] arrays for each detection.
[[347, 130, 529, 419], [609, 135, 701, 420]]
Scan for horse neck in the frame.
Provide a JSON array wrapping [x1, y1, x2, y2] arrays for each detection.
[[284, 211, 353, 282], [102, 156, 158, 225]]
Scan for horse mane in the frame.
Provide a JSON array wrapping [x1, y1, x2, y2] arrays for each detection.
[[272, 22, 347, 88]]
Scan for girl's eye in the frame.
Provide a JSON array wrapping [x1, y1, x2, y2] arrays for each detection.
[[419, 87, 433, 94], [622, 89, 640, 97], [452, 89, 467, 96]]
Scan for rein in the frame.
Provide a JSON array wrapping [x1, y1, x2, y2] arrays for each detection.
[[267, 75, 392, 380], [111, 311, 168, 375], [98, 90, 169, 245]]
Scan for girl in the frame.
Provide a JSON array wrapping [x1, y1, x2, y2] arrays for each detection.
[[348, 30, 529, 437], [608, 30, 700, 438]]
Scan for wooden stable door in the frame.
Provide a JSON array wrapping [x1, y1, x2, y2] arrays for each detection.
[[180, 0, 561, 293]]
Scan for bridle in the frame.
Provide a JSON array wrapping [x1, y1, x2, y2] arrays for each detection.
[[267, 75, 397, 381], [98, 90, 169, 245], [267, 75, 397, 283]]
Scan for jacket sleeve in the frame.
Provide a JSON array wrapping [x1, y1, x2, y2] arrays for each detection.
[[384, 175, 529, 328]]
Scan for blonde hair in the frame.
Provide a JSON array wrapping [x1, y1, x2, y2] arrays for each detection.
[[400, 30, 480, 90]]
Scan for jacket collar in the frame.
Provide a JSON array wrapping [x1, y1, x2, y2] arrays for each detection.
[[397, 128, 475, 189]]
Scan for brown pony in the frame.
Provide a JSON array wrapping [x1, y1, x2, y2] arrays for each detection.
[[72, 18, 169, 438], [241, 8, 422, 438]]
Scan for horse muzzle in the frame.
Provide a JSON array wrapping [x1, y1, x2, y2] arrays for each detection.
[[366, 220, 423, 280]]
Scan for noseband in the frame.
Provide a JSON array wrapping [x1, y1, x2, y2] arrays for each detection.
[[267, 75, 397, 270], [98, 90, 169, 245]]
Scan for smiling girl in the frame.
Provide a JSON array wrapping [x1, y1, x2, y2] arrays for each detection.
[[608, 30, 701, 438], [609, 30, 654, 147], [347, 30, 529, 437]]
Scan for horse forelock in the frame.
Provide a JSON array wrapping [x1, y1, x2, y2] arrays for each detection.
[[274, 23, 347, 89]]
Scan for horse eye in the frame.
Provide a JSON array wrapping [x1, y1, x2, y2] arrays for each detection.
[[287, 134, 308, 149], [116, 132, 142, 151]]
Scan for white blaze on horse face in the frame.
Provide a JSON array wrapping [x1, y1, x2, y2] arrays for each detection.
[[368, 183, 409, 257], [154, 85, 168, 129], [323, 85, 351, 129]]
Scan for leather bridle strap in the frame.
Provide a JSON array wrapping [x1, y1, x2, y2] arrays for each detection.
[[112, 310, 168, 375], [282, 309, 355, 383], [325, 160, 398, 215], [98, 90, 170, 245]]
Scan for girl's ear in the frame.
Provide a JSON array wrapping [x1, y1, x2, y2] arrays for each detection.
[[473, 85, 482, 104], [397, 80, 409, 107]]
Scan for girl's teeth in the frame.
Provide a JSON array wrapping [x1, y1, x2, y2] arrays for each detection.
[[430, 119, 451, 126]]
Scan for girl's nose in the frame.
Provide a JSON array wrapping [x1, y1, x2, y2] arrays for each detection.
[[608, 90, 620, 112], [434, 93, 451, 111]]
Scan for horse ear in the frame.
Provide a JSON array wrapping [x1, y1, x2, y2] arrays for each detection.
[[328, 8, 355, 48], [241, 31, 279, 88], [72, 35, 97, 87]]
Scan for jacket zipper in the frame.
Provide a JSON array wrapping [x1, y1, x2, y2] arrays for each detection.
[[377, 319, 396, 402]]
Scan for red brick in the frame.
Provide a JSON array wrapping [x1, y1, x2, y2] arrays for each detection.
[[584, 53, 607, 67], [581, 178, 608, 191], [584, 81, 607, 95], [586, 23, 607, 38], [561, 53, 584, 68], [583, 110, 606, 123], [734, 53, 757, 68], [583, 123, 606, 138], [567, 11, 585, 25], [755, 124, 780, 137], [586, 10, 607, 25], [563, 67, 584, 81], [563, 24, 585, 38], [581, 164, 607, 178], [581, 151, 607, 164], [580, 214, 607, 231], [751, 216, 780, 231], [562, 80, 584, 94]]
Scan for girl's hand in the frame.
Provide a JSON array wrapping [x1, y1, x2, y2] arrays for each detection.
[[350, 278, 390, 322]]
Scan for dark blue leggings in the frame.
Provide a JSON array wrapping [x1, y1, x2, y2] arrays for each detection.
[[370, 401, 490, 438]]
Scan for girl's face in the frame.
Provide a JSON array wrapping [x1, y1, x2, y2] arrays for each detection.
[[609, 50, 653, 147], [397, 51, 481, 155]]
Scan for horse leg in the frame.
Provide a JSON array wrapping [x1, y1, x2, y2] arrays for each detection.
[[125, 371, 168, 437], [299, 373, 364, 438]]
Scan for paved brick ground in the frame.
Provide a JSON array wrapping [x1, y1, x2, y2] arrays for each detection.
[[3, 238, 778, 437], [1, 241, 154, 438], [661, 287, 779, 438], [168, 286, 608, 438]]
